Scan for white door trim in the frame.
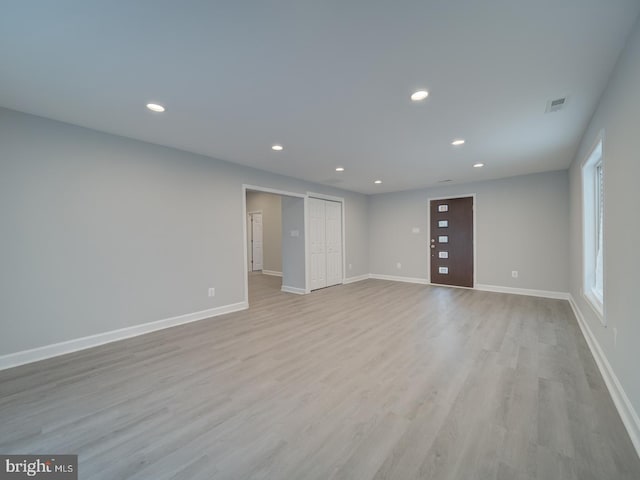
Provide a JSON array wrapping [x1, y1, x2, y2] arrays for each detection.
[[306, 192, 346, 285], [306, 192, 344, 202], [304, 195, 311, 293], [242, 185, 307, 305], [244, 185, 306, 199], [426, 194, 477, 287], [304, 196, 310, 293]]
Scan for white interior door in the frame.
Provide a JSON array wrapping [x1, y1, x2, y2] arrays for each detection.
[[251, 213, 263, 271], [247, 215, 252, 272], [309, 197, 327, 290], [325, 200, 343, 287]]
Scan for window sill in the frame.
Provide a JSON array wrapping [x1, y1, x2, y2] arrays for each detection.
[[583, 289, 605, 325]]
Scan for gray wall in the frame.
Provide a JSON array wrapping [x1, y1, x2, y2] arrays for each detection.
[[369, 170, 570, 292], [246, 191, 282, 273], [281, 197, 306, 290], [568, 17, 640, 421], [0, 107, 369, 355]]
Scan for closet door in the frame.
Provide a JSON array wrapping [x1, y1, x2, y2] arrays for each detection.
[[325, 200, 343, 287], [309, 197, 327, 290]]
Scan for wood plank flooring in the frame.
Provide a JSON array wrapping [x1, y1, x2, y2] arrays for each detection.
[[1, 274, 639, 479]]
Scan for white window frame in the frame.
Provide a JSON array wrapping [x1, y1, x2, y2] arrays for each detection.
[[581, 134, 605, 323]]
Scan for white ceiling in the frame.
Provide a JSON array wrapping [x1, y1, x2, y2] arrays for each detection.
[[1, 1, 639, 194]]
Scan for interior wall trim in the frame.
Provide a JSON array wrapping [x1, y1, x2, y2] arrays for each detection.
[[568, 295, 640, 458], [262, 270, 283, 277], [368, 276, 569, 299], [475, 283, 570, 300], [343, 274, 371, 284], [369, 273, 430, 285], [281, 285, 307, 295], [0, 301, 248, 371]]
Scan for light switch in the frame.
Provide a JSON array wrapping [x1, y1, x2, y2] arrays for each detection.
[[412, 227, 420, 234], [290, 230, 299, 237]]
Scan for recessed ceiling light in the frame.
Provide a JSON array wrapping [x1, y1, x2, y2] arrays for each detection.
[[451, 139, 466, 146], [271, 145, 284, 151], [146, 103, 165, 113], [335, 167, 345, 172], [410, 90, 429, 101], [374, 180, 382, 184], [473, 163, 485, 168]]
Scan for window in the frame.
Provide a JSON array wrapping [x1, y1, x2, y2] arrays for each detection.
[[582, 138, 604, 320], [594, 162, 603, 300]]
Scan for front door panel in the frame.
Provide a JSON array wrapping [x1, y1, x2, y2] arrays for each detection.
[[430, 197, 473, 287]]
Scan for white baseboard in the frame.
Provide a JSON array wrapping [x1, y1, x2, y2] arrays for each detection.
[[427, 282, 475, 291], [343, 274, 370, 284], [0, 301, 248, 371], [369, 273, 429, 285], [475, 283, 570, 300], [365, 276, 569, 300], [281, 285, 306, 295], [568, 295, 640, 457], [262, 270, 282, 277]]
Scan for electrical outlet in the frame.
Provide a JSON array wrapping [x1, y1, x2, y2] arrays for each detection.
[[412, 227, 420, 234], [512, 271, 518, 278], [349, 263, 353, 270], [396, 262, 402, 269], [208, 287, 215, 297]]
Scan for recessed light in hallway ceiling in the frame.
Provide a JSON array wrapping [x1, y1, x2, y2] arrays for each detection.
[[410, 90, 429, 102], [146, 103, 165, 113]]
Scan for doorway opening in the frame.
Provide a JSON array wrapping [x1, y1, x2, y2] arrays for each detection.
[[242, 185, 347, 306], [243, 185, 307, 306], [428, 195, 476, 288]]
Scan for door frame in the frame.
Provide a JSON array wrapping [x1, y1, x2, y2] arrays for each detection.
[[306, 192, 346, 293], [242, 185, 306, 305], [427, 194, 477, 288], [247, 210, 263, 272]]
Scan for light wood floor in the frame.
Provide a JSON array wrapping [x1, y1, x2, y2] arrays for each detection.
[[1, 274, 639, 479]]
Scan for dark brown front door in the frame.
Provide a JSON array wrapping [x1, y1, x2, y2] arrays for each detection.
[[430, 197, 474, 287]]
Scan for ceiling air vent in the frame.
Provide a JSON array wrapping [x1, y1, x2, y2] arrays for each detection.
[[545, 96, 567, 113]]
